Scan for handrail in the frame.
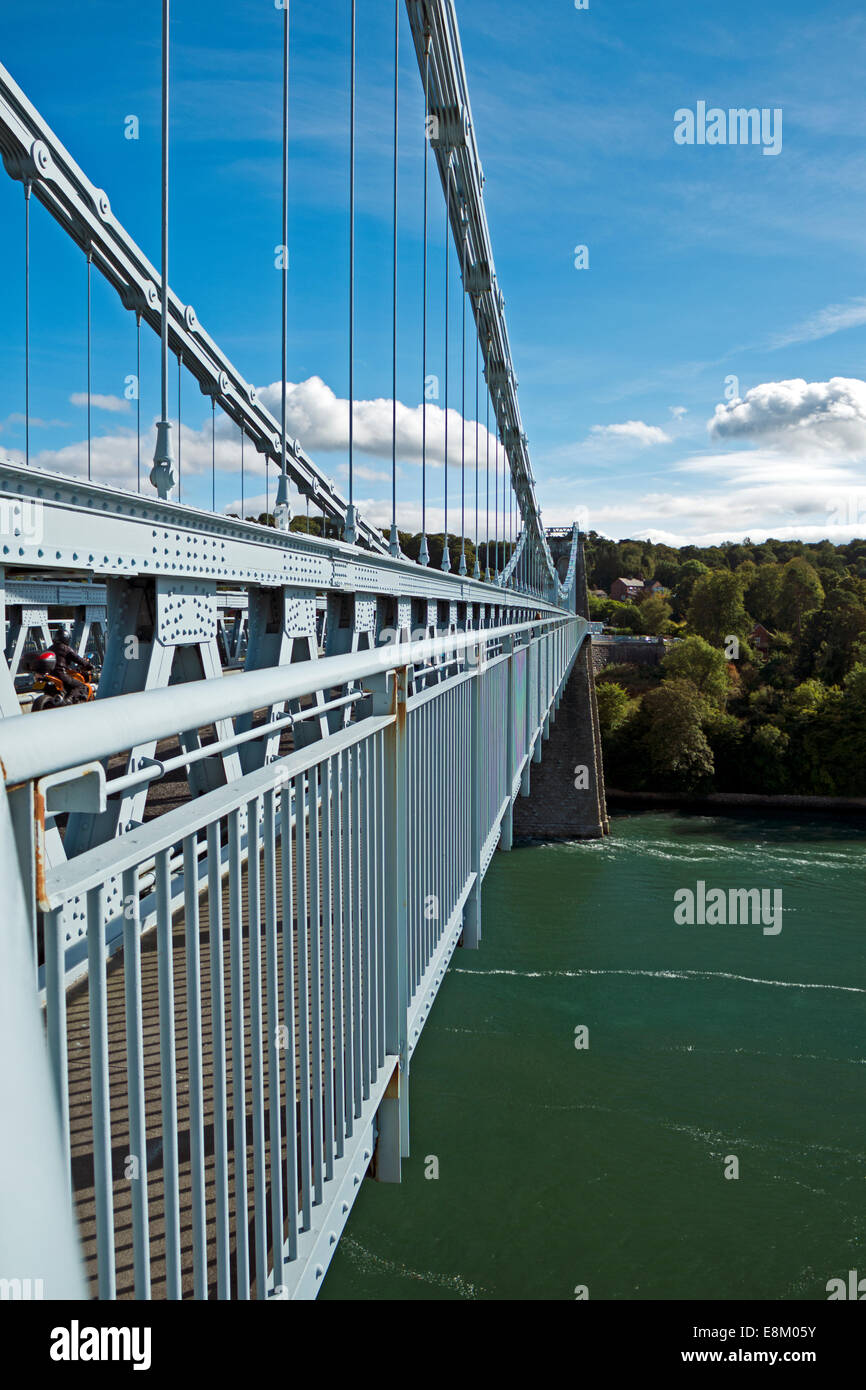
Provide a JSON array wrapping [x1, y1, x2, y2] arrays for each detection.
[[0, 614, 580, 785]]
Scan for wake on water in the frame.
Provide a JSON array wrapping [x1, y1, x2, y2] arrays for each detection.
[[452, 966, 866, 995]]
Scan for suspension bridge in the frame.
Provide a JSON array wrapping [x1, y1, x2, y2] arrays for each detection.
[[0, 0, 607, 1300]]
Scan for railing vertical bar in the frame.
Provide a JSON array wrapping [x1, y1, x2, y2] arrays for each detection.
[[155, 850, 181, 1300], [361, 737, 372, 1099], [351, 745, 363, 1117], [321, 757, 335, 1181], [227, 809, 250, 1299], [263, 787, 285, 1291], [455, 686, 461, 911], [437, 698, 444, 951], [407, 717, 415, 995], [206, 820, 230, 1299], [279, 785, 299, 1263], [451, 689, 457, 913], [415, 713, 422, 992], [424, 703, 430, 984], [341, 747, 355, 1136], [295, 772, 313, 1230], [332, 749, 346, 1158], [377, 729, 386, 1069], [308, 764, 324, 1206], [247, 794, 268, 1295], [182, 836, 207, 1299], [87, 884, 116, 1300], [43, 907, 71, 1203], [121, 867, 150, 1299], [428, 701, 435, 972]]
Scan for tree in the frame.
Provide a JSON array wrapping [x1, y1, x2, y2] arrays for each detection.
[[745, 563, 783, 626], [638, 593, 673, 635], [782, 679, 830, 721], [776, 557, 824, 640], [671, 559, 709, 618], [686, 570, 750, 649], [750, 724, 790, 793], [591, 598, 644, 632], [596, 681, 634, 737], [797, 585, 866, 684], [641, 679, 714, 789], [662, 635, 730, 708]]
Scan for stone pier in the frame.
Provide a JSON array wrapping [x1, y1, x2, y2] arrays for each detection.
[[513, 537, 609, 841]]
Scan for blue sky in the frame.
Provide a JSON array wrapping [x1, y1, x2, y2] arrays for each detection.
[[2, 0, 866, 546]]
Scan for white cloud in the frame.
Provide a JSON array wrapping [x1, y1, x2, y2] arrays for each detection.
[[1, 376, 493, 510], [2, 413, 70, 430], [536, 473, 866, 546], [256, 376, 494, 469], [669, 405, 688, 419], [69, 392, 131, 414], [708, 377, 866, 454], [770, 298, 866, 349], [590, 420, 672, 446]]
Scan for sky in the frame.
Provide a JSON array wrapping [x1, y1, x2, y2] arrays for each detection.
[[1, 0, 866, 548]]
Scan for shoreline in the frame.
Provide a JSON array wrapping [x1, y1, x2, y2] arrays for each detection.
[[606, 789, 866, 817]]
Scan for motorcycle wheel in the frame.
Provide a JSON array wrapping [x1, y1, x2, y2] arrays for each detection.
[[32, 694, 64, 712]]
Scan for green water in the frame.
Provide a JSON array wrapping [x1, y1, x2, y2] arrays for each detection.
[[321, 811, 866, 1302]]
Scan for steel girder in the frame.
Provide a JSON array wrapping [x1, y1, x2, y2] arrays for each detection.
[[0, 459, 565, 612], [0, 60, 388, 555], [405, 0, 567, 602]]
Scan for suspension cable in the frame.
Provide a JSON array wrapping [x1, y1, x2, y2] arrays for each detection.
[[473, 311, 479, 578], [240, 423, 244, 518], [419, 32, 430, 567], [86, 249, 92, 481], [485, 350, 490, 581], [151, 0, 175, 498], [344, 0, 357, 544], [177, 352, 182, 502], [494, 406, 499, 580], [211, 395, 216, 511], [275, 0, 292, 532], [459, 216, 466, 576], [24, 180, 30, 468], [442, 150, 451, 573], [136, 312, 141, 492], [390, 0, 399, 556]]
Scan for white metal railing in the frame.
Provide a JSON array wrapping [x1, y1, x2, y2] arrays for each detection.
[[0, 614, 584, 1299]]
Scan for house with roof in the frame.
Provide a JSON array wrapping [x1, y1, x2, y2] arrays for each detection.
[[610, 577, 645, 602], [750, 622, 773, 657]]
